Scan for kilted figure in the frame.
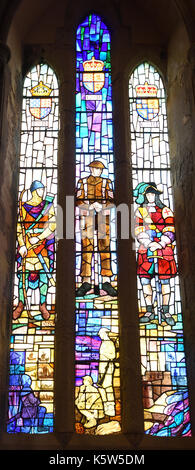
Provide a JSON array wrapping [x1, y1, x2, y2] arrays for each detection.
[[134, 182, 177, 326]]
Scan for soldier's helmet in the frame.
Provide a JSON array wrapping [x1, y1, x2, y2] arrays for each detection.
[[88, 160, 106, 169], [30, 180, 45, 193]]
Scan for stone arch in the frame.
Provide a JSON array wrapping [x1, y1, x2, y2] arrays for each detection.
[[0, 0, 195, 449]]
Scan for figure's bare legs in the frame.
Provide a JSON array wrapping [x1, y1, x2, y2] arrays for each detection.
[[140, 277, 175, 325], [139, 279, 154, 322], [142, 283, 153, 307], [161, 282, 170, 306], [161, 281, 175, 325]]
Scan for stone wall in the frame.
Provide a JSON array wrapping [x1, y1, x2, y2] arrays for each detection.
[[0, 31, 22, 434], [167, 23, 195, 436], [0, 0, 195, 450]]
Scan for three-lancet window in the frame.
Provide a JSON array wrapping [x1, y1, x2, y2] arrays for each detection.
[[7, 18, 191, 438]]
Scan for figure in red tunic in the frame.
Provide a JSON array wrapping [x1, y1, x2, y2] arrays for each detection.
[[133, 182, 177, 326]]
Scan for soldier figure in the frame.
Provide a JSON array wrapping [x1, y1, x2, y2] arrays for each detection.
[[134, 182, 177, 326], [13, 180, 56, 321], [76, 160, 117, 297]]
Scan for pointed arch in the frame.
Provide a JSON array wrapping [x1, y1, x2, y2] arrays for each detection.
[[7, 63, 59, 434], [129, 62, 191, 436], [75, 13, 121, 435]]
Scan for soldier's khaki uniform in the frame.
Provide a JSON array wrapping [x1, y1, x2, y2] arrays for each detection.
[[76, 170, 114, 279]]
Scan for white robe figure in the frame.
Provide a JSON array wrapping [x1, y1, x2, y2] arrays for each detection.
[[76, 375, 104, 428], [97, 328, 116, 417]]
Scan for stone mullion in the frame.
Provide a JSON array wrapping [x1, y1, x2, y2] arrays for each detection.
[[112, 69, 144, 440], [54, 37, 76, 441], [167, 43, 195, 438]]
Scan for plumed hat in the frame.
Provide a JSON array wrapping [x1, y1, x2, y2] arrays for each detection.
[[133, 182, 162, 204]]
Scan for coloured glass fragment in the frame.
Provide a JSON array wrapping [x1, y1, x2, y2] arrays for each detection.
[[75, 14, 121, 435], [129, 62, 191, 436], [7, 64, 59, 434]]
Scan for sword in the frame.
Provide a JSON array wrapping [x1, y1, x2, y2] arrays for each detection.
[[27, 243, 56, 287], [34, 252, 55, 287], [153, 252, 162, 325], [147, 247, 162, 324]]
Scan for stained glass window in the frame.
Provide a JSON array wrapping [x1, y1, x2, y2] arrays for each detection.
[[7, 64, 59, 434], [129, 62, 191, 436], [75, 14, 121, 435]]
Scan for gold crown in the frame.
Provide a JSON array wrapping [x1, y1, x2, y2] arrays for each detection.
[[136, 81, 157, 97], [83, 56, 104, 72], [30, 81, 52, 97]]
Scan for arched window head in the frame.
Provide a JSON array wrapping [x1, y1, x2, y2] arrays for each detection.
[[129, 62, 191, 436], [7, 63, 59, 434], [75, 14, 121, 435]]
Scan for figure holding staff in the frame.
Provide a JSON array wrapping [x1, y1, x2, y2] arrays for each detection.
[[13, 180, 56, 320]]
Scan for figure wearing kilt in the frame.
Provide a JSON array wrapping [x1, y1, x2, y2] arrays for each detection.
[[133, 182, 177, 326]]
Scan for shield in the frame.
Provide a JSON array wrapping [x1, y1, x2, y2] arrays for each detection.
[[136, 98, 159, 120], [83, 72, 105, 93], [30, 97, 52, 120]]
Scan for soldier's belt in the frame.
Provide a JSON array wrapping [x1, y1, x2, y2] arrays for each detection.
[[147, 255, 164, 259]]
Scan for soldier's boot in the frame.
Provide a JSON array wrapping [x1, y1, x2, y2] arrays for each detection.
[[102, 282, 117, 297], [76, 282, 91, 297], [161, 305, 175, 326], [39, 302, 50, 320], [13, 301, 24, 320], [140, 305, 155, 323]]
